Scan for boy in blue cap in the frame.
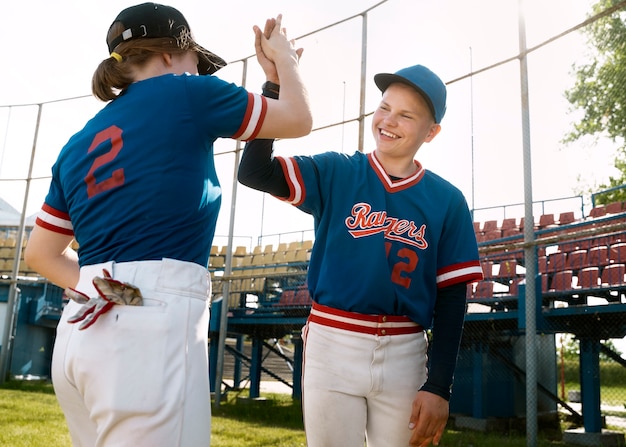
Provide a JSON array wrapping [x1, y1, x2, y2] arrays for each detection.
[[238, 63, 482, 446]]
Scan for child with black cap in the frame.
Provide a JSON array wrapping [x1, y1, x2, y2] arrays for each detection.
[[238, 62, 482, 446], [24, 3, 311, 446]]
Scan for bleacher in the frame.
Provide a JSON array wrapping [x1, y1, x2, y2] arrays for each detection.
[[208, 239, 313, 315], [468, 200, 626, 312], [0, 233, 37, 278]]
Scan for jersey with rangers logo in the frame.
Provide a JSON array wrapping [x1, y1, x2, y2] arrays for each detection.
[[275, 150, 482, 327], [37, 73, 266, 268]]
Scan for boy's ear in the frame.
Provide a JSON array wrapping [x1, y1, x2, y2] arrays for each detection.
[[424, 124, 442, 143]]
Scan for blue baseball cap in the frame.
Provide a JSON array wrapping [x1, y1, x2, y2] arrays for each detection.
[[374, 65, 447, 123]]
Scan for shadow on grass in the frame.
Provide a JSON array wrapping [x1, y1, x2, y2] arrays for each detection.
[[1, 379, 56, 395], [212, 392, 304, 431]]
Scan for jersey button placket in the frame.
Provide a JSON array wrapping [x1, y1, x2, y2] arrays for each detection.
[[379, 315, 387, 336]]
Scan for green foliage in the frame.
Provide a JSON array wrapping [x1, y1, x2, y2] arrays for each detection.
[[563, 0, 626, 200], [564, 0, 626, 144]]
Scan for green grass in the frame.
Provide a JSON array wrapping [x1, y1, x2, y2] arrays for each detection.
[[0, 380, 621, 447], [0, 381, 70, 447]]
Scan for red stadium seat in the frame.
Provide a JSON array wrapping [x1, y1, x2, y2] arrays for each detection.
[[278, 290, 296, 306], [589, 205, 606, 218], [496, 259, 517, 279], [566, 249, 588, 271], [577, 267, 600, 289], [538, 214, 555, 228], [609, 242, 626, 264], [587, 246, 610, 267], [500, 217, 518, 231], [483, 229, 503, 241], [294, 288, 312, 305], [550, 270, 574, 292], [558, 211, 576, 225], [482, 220, 498, 232], [605, 201, 624, 214], [546, 252, 567, 272], [482, 261, 494, 278], [601, 264, 626, 286], [473, 281, 495, 299]]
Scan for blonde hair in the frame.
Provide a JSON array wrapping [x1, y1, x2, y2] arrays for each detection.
[[92, 22, 193, 101]]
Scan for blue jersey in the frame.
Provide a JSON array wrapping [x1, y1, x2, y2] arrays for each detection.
[[276, 150, 482, 327], [37, 73, 267, 268]]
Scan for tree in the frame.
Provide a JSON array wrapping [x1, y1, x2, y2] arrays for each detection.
[[563, 0, 626, 204]]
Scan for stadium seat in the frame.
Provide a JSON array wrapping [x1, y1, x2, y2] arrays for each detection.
[[482, 220, 498, 232], [209, 255, 225, 268], [605, 201, 624, 214], [589, 205, 606, 218], [577, 267, 600, 289], [278, 290, 296, 306], [483, 229, 502, 241], [538, 213, 555, 228], [558, 211, 576, 225], [234, 245, 248, 256], [550, 270, 574, 291], [473, 281, 495, 299], [287, 241, 302, 251], [500, 217, 518, 231], [252, 254, 267, 265], [546, 252, 567, 272], [496, 259, 517, 280], [565, 249, 588, 271], [601, 263, 626, 286], [609, 242, 626, 264], [482, 261, 494, 278], [294, 287, 312, 305], [502, 227, 522, 237], [587, 245, 610, 267]]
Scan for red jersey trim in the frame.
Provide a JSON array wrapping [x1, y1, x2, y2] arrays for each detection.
[[232, 93, 267, 141], [35, 204, 74, 236], [437, 260, 484, 288], [368, 152, 426, 192], [276, 156, 306, 206]]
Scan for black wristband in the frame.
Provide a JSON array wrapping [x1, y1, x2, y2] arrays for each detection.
[[262, 81, 280, 99]]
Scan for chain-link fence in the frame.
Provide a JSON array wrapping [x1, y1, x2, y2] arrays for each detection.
[[1, 0, 626, 444]]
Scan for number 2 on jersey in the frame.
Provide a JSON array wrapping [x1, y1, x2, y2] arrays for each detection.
[[85, 125, 125, 198], [386, 241, 418, 288]]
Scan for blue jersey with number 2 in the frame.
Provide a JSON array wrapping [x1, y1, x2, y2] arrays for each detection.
[[276, 150, 482, 327], [37, 73, 266, 268]]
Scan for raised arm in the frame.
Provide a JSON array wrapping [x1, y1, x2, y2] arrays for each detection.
[[253, 15, 312, 139]]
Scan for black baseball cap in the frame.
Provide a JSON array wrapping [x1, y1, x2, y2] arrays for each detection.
[[107, 2, 226, 75]]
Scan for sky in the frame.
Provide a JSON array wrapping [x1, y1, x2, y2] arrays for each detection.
[[0, 0, 618, 243]]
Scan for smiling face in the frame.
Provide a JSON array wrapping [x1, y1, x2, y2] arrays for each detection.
[[371, 82, 441, 169]]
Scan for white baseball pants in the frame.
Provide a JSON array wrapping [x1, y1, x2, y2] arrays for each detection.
[[302, 302, 428, 447], [51, 258, 211, 447]]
